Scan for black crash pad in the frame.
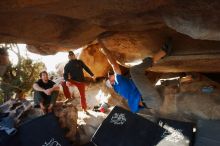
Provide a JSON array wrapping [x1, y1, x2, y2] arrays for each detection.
[[194, 120, 220, 146], [18, 113, 71, 146], [92, 106, 167, 146], [157, 118, 195, 146]]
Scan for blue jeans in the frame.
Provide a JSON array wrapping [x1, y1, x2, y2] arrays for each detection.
[[34, 91, 59, 107]]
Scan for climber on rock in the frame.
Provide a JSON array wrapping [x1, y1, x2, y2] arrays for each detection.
[[99, 38, 172, 113]]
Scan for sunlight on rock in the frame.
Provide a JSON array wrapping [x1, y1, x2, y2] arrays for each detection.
[[95, 89, 111, 104], [124, 59, 143, 67], [155, 76, 180, 86]]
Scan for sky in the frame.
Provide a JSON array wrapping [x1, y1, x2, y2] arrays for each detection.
[[8, 44, 69, 72]]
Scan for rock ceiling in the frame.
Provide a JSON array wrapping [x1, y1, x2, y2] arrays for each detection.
[[1, 0, 220, 74]]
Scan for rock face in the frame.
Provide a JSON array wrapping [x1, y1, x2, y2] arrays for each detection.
[[54, 104, 78, 142], [162, 0, 220, 41], [0, 1, 220, 74], [79, 45, 111, 77], [99, 29, 220, 68], [158, 74, 220, 121]]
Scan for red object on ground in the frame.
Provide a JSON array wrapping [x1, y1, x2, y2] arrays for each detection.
[[100, 107, 105, 113]]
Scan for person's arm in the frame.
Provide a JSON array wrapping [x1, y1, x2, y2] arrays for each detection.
[[33, 83, 45, 92], [51, 84, 60, 91], [63, 64, 69, 81], [33, 82, 52, 96], [47, 84, 59, 94], [46, 81, 60, 95], [98, 39, 121, 75], [80, 60, 95, 77]]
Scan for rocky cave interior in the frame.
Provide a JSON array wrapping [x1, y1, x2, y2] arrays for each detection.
[[1, 0, 220, 145]]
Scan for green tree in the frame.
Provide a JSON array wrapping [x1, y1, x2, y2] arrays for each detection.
[[0, 44, 45, 102]]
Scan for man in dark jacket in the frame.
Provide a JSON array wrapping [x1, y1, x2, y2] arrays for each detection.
[[61, 51, 95, 112]]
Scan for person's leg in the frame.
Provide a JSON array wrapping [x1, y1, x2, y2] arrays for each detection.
[[61, 81, 72, 99], [78, 83, 87, 111], [130, 38, 172, 110], [70, 80, 87, 110], [153, 37, 172, 63], [34, 91, 46, 112], [34, 91, 43, 106], [48, 91, 59, 112], [50, 91, 59, 105], [130, 57, 162, 110]]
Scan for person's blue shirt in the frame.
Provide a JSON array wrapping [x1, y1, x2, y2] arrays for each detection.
[[113, 74, 142, 112]]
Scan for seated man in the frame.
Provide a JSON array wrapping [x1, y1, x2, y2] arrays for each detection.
[[33, 71, 60, 113], [99, 38, 172, 113]]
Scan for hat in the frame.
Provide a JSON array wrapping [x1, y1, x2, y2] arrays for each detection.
[[105, 79, 113, 88], [68, 51, 74, 55]]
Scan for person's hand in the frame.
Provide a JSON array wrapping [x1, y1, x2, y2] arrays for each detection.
[[44, 89, 52, 95], [53, 85, 60, 90], [92, 76, 96, 82], [66, 81, 72, 87]]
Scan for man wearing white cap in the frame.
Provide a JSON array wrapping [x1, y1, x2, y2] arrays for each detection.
[[99, 38, 172, 113]]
